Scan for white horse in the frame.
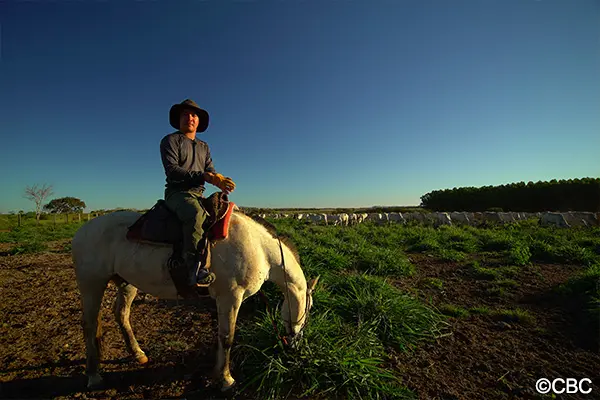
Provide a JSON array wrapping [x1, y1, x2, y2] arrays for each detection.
[[71, 210, 319, 392]]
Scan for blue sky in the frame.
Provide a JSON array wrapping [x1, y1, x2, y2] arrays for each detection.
[[1, 0, 598, 213]]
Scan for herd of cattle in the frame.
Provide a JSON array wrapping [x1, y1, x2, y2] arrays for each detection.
[[257, 211, 600, 228]]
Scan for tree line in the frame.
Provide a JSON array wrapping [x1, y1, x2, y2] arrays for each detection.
[[420, 177, 600, 212]]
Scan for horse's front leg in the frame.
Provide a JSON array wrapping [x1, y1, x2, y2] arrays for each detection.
[[214, 291, 243, 391], [112, 280, 148, 364]]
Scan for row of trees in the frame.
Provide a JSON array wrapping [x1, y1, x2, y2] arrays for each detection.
[[420, 177, 600, 212], [22, 184, 87, 223]]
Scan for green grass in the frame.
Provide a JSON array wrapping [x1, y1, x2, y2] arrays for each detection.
[[8, 241, 49, 255], [235, 310, 416, 400], [469, 306, 491, 315], [0, 222, 85, 244], [438, 304, 469, 318], [0, 213, 94, 231], [424, 278, 444, 290], [557, 262, 600, 328], [469, 261, 501, 280], [491, 308, 535, 325], [234, 272, 446, 399], [318, 274, 447, 350]]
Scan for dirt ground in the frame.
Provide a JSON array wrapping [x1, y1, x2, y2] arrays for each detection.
[[393, 254, 600, 400], [1, 243, 599, 399]]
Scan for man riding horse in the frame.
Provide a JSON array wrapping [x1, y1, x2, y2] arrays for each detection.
[[160, 99, 236, 288]]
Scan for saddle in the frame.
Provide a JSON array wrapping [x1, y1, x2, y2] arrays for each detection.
[[125, 192, 235, 298]]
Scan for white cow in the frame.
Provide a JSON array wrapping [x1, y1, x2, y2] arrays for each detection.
[[449, 212, 470, 225], [497, 212, 516, 223], [540, 212, 570, 228], [365, 213, 380, 223], [482, 212, 501, 224], [434, 212, 452, 226], [404, 212, 425, 224], [563, 212, 599, 227], [307, 214, 327, 225], [326, 214, 339, 225], [366, 213, 388, 225], [339, 213, 349, 226], [327, 214, 348, 226], [350, 213, 368, 225], [388, 212, 405, 224]]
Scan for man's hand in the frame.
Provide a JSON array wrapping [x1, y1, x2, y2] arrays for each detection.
[[204, 172, 236, 193]]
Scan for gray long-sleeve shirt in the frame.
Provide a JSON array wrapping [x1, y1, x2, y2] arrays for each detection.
[[160, 132, 217, 197]]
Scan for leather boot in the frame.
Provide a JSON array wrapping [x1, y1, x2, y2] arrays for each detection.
[[196, 267, 216, 286], [194, 247, 215, 286], [185, 252, 215, 287]]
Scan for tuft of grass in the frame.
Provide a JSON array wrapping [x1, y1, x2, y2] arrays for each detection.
[[530, 240, 597, 266], [319, 274, 447, 351], [496, 265, 520, 278], [403, 228, 440, 253], [436, 226, 479, 253], [234, 310, 416, 400], [164, 340, 188, 352], [506, 241, 531, 266], [557, 262, 600, 328], [491, 308, 535, 325], [9, 241, 49, 255], [305, 245, 351, 274], [435, 248, 467, 262], [353, 245, 413, 277], [424, 278, 443, 290], [477, 230, 514, 252], [469, 261, 500, 280], [495, 279, 518, 288], [438, 304, 469, 318], [59, 242, 72, 253], [469, 306, 490, 315]]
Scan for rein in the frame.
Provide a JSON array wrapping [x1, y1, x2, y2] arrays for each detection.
[[278, 236, 311, 336], [258, 234, 311, 348]]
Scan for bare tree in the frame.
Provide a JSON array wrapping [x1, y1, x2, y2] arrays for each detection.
[[23, 184, 54, 224]]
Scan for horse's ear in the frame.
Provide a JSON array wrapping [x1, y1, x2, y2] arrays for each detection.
[[308, 275, 320, 293]]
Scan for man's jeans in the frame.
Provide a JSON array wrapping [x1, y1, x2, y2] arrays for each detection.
[[165, 191, 208, 261]]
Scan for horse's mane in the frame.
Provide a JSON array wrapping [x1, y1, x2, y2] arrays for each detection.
[[234, 211, 301, 265]]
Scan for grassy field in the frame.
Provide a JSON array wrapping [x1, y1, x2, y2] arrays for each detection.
[[231, 218, 600, 398], [1, 216, 599, 399]]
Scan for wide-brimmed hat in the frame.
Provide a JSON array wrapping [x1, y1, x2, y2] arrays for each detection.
[[169, 99, 209, 132]]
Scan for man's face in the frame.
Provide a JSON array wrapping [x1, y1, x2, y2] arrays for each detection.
[[179, 108, 199, 133]]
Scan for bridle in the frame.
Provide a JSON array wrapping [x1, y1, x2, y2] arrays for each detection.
[[258, 236, 312, 348], [278, 237, 312, 333]]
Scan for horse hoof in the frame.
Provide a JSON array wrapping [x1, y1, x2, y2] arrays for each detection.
[[221, 379, 236, 392], [87, 374, 104, 390], [136, 354, 148, 365]]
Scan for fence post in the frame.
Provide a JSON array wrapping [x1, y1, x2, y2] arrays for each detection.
[[53, 214, 56, 229], [18, 213, 21, 227], [78, 213, 81, 222], [87, 213, 90, 221]]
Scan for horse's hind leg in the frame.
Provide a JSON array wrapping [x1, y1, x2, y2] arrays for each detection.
[[112, 279, 148, 364], [79, 279, 109, 389], [214, 290, 244, 391]]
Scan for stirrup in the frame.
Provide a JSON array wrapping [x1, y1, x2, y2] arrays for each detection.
[[195, 269, 216, 286]]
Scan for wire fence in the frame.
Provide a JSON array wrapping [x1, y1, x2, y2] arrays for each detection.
[[0, 213, 104, 231]]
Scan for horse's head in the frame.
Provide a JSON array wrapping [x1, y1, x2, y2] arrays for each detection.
[[281, 275, 320, 346]]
